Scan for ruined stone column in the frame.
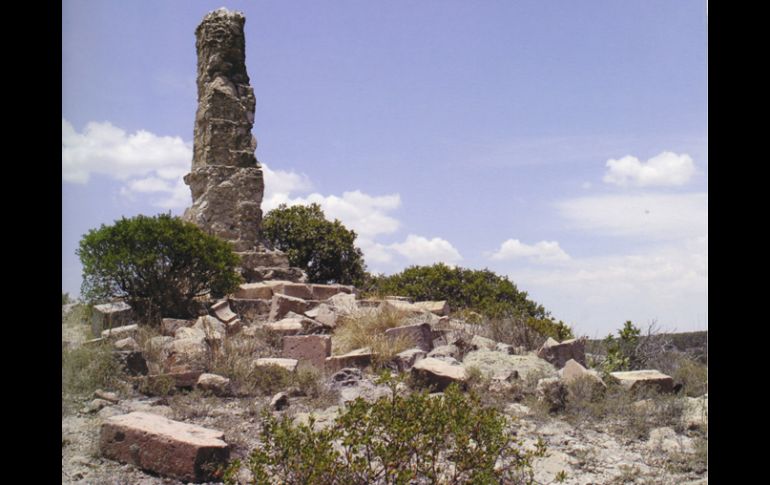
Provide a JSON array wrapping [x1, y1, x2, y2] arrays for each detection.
[[184, 8, 305, 282]]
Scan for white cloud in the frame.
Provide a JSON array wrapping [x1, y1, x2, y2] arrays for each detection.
[[557, 192, 707, 241], [62, 119, 191, 184], [603, 151, 696, 187], [389, 235, 462, 266], [489, 239, 570, 263]]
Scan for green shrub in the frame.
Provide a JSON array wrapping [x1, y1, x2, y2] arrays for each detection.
[[364, 264, 548, 320], [262, 203, 366, 285], [226, 372, 547, 484], [77, 213, 242, 323]]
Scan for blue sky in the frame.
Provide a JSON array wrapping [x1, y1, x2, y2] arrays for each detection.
[[63, 0, 708, 337]]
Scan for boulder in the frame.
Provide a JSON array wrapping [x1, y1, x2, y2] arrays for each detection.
[[114, 337, 139, 352], [101, 324, 139, 340], [268, 294, 312, 322], [325, 348, 373, 372], [263, 318, 304, 336], [282, 335, 332, 369], [174, 326, 207, 342], [412, 300, 450, 316], [232, 280, 292, 300], [304, 303, 338, 329], [254, 358, 299, 373], [193, 315, 226, 345], [94, 390, 120, 404], [196, 373, 232, 397], [211, 300, 238, 323], [560, 358, 606, 390], [462, 349, 557, 381], [384, 322, 434, 352], [91, 301, 132, 337], [273, 282, 314, 300], [326, 293, 358, 316], [161, 318, 194, 337], [100, 412, 229, 482], [470, 335, 497, 351], [411, 357, 468, 390], [229, 298, 271, 323], [393, 348, 427, 371], [114, 351, 148, 376], [609, 370, 675, 394], [427, 344, 461, 362], [495, 342, 516, 355], [536, 337, 586, 369], [330, 367, 363, 387], [84, 398, 113, 414], [162, 338, 210, 373], [310, 284, 354, 301]]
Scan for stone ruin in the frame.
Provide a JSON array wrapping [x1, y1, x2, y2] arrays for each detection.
[[183, 8, 305, 283]]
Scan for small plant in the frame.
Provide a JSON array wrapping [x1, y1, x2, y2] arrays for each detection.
[[333, 305, 413, 366], [227, 372, 547, 484], [62, 341, 122, 401]]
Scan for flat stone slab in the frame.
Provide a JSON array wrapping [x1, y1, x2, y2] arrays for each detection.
[[161, 318, 195, 337], [254, 358, 299, 373], [411, 357, 467, 390], [263, 318, 304, 335], [211, 300, 238, 323], [325, 348, 373, 372], [101, 324, 139, 340], [268, 293, 313, 322], [100, 412, 229, 482], [92, 301, 132, 337], [462, 349, 557, 381], [282, 335, 332, 369], [412, 300, 449, 316], [233, 281, 292, 300], [385, 323, 434, 352], [609, 370, 675, 393]]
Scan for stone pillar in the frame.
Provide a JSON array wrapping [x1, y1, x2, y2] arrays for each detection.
[[183, 8, 305, 283]]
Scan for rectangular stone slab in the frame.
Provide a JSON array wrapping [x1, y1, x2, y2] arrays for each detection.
[[100, 412, 229, 482]]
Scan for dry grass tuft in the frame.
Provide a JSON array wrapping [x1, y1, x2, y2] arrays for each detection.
[[333, 305, 413, 365]]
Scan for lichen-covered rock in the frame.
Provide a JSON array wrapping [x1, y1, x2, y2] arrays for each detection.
[[609, 370, 675, 393], [411, 357, 468, 390], [462, 349, 557, 381], [384, 322, 433, 352]]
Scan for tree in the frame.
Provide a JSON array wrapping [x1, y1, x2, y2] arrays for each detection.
[[77, 214, 242, 323], [261, 203, 366, 285]]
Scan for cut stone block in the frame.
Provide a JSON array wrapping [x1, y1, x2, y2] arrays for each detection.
[[394, 348, 427, 371], [609, 370, 675, 393], [309, 284, 354, 301], [161, 318, 194, 337], [274, 282, 314, 300], [282, 335, 332, 369], [263, 318, 304, 336], [100, 412, 229, 482], [254, 358, 299, 373], [233, 281, 292, 300], [412, 300, 449, 316], [325, 348, 373, 372], [411, 357, 467, 390], [101, 324, 139, 340], [211, 300, 238, 323], [536, 337, 586, 369], [92, 301, 132, 338], [561, 358, 605, 387], [229, 298, 271, 323], [326, 293, 358, 316], [268, 293, 312, 322], [304, 303, 338, 329], [385, 322, 434, 352]]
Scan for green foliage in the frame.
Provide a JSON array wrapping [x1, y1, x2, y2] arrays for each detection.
[[227, 372, 546, 484], [262, 203, 366, 285], [365, 263, 548, 319], [77, 214, 242, 323], [602, 321, 641, 373]]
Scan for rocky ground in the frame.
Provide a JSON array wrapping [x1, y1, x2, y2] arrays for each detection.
[[61, 287, 707, 485]]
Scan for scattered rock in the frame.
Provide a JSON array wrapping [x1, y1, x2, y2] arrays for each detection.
[[384, 322, 434, 352], [470, 334, 497, 351], [100, 411, 229, 482], [229, 298, 271, 323], [114, 337, 139, 352], [84, 398, 113, 414], [326, 293, 358, 316], [326, 348, 373, 372], [462, 349, 557, 381], [393, 348, 427, 371], [495, 342, 516, 355], [560, 358, 606, 392], [282, 335, 332, 369], [197, 373, 232, 397], [233, 281, 284, 300], [270, 392, 289, 411], [101, 324, 139, 340], [609, 370, 675, 394], [162, 338, 210, 373], [309, 283, 354, 301], [427, 344, 461, 361], [304, 303, 338, 329], [263, 317, 304, 335], [536, 337, 586, 369], [268, 293, 313, 321], [161, 318, 194, 337], [254, 358, 299, 373], [411, 357, 468, 390], [92, 301, 133, 338], [412, 300, 449, 316], [94, 390, 120, 404]]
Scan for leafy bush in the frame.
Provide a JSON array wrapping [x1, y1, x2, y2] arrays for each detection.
[[601, 320, 675, 374], [365, 264, 547, 319], [226, 373, 547, 484], [262, 203, 366, 285], [77, 214, 242, 323]]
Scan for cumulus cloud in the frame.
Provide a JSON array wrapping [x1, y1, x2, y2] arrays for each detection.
[[603, 151, 696, 187], [389, 235, 462, 266], [489, 239, 570, 263], [62, 119, 191, 184], [557, 192, 707, 241]]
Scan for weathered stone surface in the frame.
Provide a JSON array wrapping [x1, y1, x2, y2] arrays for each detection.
[[84, 398, 113, 414], [609, 370, 675, 393], [211, 300, 238, 323], [305, 303, 338, 329], [229, 298, 271, 323], [412, 300, 450, 316], [254, 358, 298, 373], [232, 281, 283, 300], [427, 344, 461, 362], [647, 427, 694, 454], [536, 337, 586, 369], [94, 390, 120, 404], [193, 315, 226, 347], [282, 335, 332, 368], [161, 318, 195, 337], [462, 349, 557, 381], [470, 334, 497, 351], [92, 301, 132, 337], [273, 282, 314, 300], [114, 337, 139, 352], [243, 266, 307, 283], [100, 411, 229, 482], [263, 318, 304, 336], [411, 357, 468, 390], [309, 284, 354, 301], [270, 392, 289, 411], [394, 348, 427, 371], [560, 358, 606, 389], [101, 324, 138, 340], [384, 323, 434, 352], [196, 373, 232, 396], [174, 326, 207, 342], [495, 342, 516, 355], [682, 395, 708, 430], [326, 293, 358, 316], [325, 348, 373, 372], [330, 367, 364, 387], [162, 338, 210, 373], [268, 293, 313, 321]]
